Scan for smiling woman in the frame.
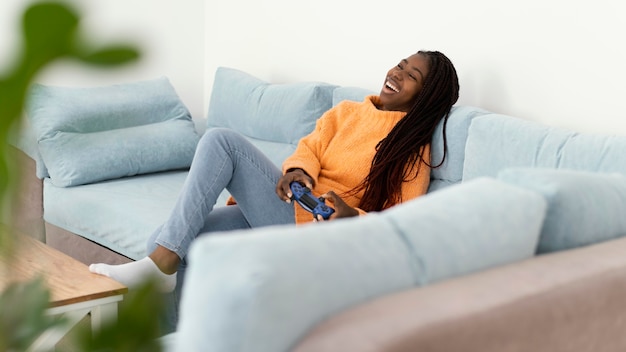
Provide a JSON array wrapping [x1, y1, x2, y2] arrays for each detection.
[[358, 50, 459, 212], [379, 54, 430, 112], [89, 50, 460, 298]]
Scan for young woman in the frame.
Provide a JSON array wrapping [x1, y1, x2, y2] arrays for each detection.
[[89, 50, 460, 292]]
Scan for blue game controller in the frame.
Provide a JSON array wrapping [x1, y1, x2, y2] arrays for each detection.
[[289, 182, 335, 220]]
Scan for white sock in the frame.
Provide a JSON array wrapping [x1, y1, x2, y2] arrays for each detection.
[[89, 257, 177, 293]]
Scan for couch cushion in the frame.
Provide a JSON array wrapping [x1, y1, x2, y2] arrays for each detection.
[[172, 178, 547, 352], [428, 105, 490, 192], [331, 86, 375, 106], [207, 67, 337, 168], [498, 168, 626, 253], [463, 114, 626, 180], [26, 77, 199, 187], [42, 171, 188, 260]]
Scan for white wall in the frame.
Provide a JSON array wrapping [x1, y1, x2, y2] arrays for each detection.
[[3, 1, 626, 136], [205, 0, 626, 135], [0, 0, 205, 120]]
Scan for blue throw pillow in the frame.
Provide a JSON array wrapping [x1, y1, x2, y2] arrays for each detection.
[[498, 168, 626, 253], [207, 67, 337, 146], [206, 67, 337, 168], [26, 77, 199, 187], [331, 86, 374, 106]]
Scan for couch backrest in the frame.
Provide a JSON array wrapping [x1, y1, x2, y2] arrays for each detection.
[[463, 114, 626, 180]]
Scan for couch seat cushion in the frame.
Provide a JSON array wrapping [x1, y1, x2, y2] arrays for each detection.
[[42, 171, 189, 260]]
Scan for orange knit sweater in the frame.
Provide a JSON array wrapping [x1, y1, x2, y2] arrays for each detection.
[[282, 95, 431, 224]]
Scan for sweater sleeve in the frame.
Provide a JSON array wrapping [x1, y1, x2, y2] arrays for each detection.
[[281, 108, 336, 183]]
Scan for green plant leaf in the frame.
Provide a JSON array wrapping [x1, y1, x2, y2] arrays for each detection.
[[77, 46, 141, 66], [0, 1, 167, 350], [0, 277, 65, 351], [22, 2, 80, 60]]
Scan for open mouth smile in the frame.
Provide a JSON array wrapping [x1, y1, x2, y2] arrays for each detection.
[[385, 80, 400, 93]]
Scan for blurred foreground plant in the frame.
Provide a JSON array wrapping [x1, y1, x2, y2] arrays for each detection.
[[0, 1, 139, 248], [0, 276, 62, 351], [0, 1, 166, 351]]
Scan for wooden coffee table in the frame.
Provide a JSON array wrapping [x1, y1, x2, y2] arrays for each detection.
[[0, 234, 128, 350]]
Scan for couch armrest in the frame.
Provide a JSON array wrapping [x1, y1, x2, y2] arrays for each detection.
[[6, 146, 44, 241], [294, 236, 626, 352], [8, 119, 48, 179]]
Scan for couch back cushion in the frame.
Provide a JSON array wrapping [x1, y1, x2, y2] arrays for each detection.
[[428, 105, 491, 192], [331, 86, 375, 106], [207, 67, 337, 167], [26, 77, 199, 187], [498, 168, 626, 253], [463, 114, 626, 180]]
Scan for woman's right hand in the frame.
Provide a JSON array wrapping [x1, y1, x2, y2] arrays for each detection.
[[276, 168, 314, 203]]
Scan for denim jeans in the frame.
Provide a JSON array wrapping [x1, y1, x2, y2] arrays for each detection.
[[148, 128, 296, 332], [147, 127, 296, 260]]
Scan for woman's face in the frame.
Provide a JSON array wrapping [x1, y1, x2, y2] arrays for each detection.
[[378, 53, 430, 112]]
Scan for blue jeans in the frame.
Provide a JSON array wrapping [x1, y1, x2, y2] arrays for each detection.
[[147, 128, 296, 259], [148, 128, 297, 333]]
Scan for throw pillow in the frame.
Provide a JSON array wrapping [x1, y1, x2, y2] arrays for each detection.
[[331, 86, 374, 106], [207, 67, 337, 146], [26, 77, 199, 187]]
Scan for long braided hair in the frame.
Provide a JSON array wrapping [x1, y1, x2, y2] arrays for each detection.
[[356, 50, 460, 212]]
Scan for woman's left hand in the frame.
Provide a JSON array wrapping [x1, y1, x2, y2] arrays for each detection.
[[317, 190, 359, 221]]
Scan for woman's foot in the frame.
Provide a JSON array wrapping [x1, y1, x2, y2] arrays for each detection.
[[89, 257, 177, 292]]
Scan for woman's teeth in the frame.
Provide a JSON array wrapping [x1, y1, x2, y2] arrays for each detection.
[[386, 81, 399, 93]]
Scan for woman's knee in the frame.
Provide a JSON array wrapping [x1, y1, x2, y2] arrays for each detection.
[[197, 128, 245, 152], [200, 127, 242, 143]]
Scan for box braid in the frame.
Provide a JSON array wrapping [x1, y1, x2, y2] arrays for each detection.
[[357, 50, 460, 212]]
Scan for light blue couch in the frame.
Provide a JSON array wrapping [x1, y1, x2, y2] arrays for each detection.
[[160, 108, 626, 351], [15, 68, 626, 351]]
